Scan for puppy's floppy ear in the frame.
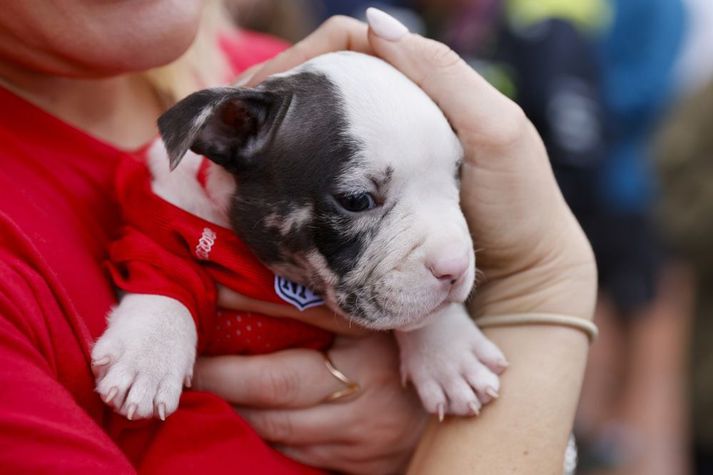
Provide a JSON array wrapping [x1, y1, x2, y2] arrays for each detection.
[[157, 87, 286, 171]]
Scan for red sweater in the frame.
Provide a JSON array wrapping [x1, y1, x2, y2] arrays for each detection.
[[0, 31, 325, 475]]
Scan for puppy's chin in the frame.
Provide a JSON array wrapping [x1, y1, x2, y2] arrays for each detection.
[[358, 301, 453, 331], [330, 289, 457, 331]]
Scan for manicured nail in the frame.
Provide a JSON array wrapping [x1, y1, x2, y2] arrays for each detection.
[[485, 387, 499, 400], [437, 403, 445, 423], [126, 404, 137, 421], [366, 7, 409, 41], [468, 401, 481, 416], [157, 403, 166, 421], [103, 387, 118, 404], [92, 356, 111, 367]]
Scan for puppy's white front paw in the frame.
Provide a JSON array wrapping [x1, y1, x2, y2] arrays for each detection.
[[396, 303, 507, 419], [92, 294, 197, 421]]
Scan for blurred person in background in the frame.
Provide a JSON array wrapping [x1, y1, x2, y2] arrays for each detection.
[[577, 1, 690, 473], [657, 81, 713, 475]]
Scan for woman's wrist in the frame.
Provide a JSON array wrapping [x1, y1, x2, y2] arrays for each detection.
[[468, 198, 597, 322], [470, 246, 597, 321]]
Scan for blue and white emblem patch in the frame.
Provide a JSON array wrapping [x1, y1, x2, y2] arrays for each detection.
[[274, 275, 324, 311]]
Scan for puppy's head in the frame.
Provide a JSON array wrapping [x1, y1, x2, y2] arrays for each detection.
[[159, 52, 473, 330]]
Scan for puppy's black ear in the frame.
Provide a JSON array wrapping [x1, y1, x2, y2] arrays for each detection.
[[157, 87, 285, 171]]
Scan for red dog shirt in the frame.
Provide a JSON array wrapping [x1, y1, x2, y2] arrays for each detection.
[[107, 146, 333, 355]]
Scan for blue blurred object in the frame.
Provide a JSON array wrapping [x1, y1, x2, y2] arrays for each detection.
[[597, 0, 686, 213]]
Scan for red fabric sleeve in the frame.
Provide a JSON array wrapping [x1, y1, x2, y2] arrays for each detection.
[[107, 226, 217, 348], [0, 253, 135, 474], [107, 156, 220, 349]]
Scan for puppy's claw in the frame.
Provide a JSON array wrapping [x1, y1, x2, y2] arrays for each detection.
[[437, 403, 445, 423], [126, 404, 137, 421], [103, 387, 118, 404], [468, 401, 480, 416], [490, 359, 509, 375], [157, 403, 166, 421], [92, 356, 111, 367], [485, 387, 499, 400], [184, 375, 192, 388]]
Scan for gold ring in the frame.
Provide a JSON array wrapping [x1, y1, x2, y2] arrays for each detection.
[[322, 352, 361, 403]]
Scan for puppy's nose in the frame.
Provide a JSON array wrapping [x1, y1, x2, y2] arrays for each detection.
[[428, 251, 470, 285]]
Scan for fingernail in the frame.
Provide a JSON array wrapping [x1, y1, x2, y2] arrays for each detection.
[[366, 7, 409, 41], [485, 387, 499, 400]]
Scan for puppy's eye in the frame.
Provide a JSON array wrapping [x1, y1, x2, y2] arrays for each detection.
[[335, 192, 377, 212]]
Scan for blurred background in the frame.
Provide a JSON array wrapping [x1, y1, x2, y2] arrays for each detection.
[[224, 1, 713, 473]]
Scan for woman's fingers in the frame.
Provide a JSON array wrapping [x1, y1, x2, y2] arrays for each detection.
[[237, 403, 357, 446], [246, 15, 372, 86], [193, 350, 347, 408], [365, 8, 527, 152]]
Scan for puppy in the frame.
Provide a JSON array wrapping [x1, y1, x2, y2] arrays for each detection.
[[93, 51, 507, 421]]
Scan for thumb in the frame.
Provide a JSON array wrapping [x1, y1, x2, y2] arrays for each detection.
[[365, 7, 526, 150]]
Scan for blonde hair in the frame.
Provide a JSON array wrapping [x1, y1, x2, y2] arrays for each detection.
[[143, 0, 233, 106]]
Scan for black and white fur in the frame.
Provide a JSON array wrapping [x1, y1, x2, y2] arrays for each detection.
[[92, 52, 507, 421]]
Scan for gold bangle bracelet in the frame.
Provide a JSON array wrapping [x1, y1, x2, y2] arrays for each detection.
[[475, 313, 598, 343]]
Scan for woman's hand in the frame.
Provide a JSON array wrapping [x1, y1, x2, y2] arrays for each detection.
[[194, 333, 426, 474]]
